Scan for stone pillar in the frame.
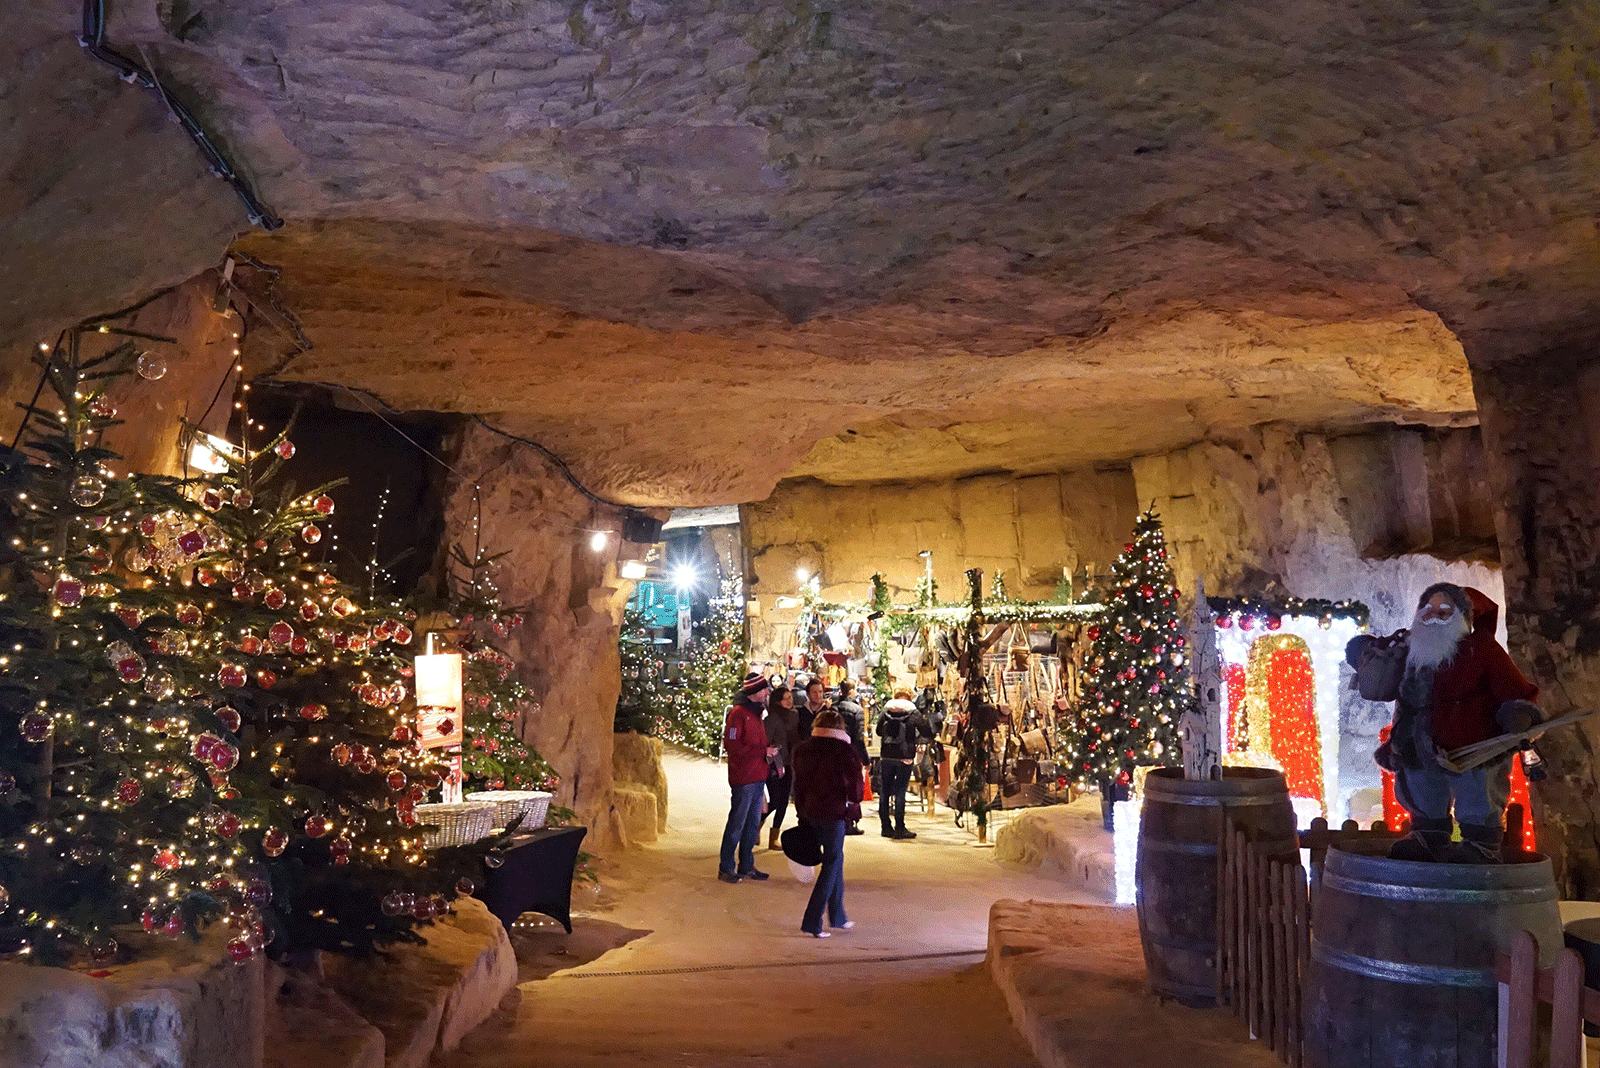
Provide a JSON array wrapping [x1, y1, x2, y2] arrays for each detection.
[[1469, 339, 1600, 896], [440, 422, 639, 850]]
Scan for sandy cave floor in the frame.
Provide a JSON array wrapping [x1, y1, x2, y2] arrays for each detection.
[[443, 747, 1100, 1067]]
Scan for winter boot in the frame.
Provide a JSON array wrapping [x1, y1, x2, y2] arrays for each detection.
[[1388, 819, 1451, 862], [1441, 823, 1503, 864], [768, 826, 782, 851]]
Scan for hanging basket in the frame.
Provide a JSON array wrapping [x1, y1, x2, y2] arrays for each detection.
[[415, 802, 497, 849], [464, 790, 553, 832]]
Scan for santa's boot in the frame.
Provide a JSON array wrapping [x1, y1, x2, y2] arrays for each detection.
[[1441, 823, 1503, 864], [1389, 819, 1452, 862]]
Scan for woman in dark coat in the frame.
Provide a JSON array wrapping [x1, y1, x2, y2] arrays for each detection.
[[790, 710, 865, 937]]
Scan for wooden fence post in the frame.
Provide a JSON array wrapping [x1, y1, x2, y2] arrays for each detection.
[[1551, 948, 1585, 1068], [1503, 929, 1537, 1068]]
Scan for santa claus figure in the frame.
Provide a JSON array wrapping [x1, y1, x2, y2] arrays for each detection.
[[1351, 583, 1542, 863]]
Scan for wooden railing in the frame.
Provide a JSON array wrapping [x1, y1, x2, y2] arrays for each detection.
[[1498, 929, 1599, 1068], [1217, 823, 1312, 1068]]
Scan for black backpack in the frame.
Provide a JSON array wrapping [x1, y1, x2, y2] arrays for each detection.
[[881, 715, 911, 752]]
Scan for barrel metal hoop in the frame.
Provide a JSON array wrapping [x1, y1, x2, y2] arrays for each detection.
[[1310, 939, 1495, 988], [1321, 870, 1558, 905], [1141, 839, 1218, 856], [1144, 792, 1284, 807]]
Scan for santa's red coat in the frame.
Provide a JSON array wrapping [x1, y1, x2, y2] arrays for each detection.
[[1424, 587, 1538, 751]]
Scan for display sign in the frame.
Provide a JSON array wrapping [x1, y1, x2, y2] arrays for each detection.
[[417, 705, 462, 750]]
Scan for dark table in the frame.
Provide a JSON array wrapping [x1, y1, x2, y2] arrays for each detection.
[[477, 825, 588, 933]]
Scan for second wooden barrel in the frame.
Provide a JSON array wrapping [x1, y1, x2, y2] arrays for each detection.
[[1304, 846, 1562, 1068], [1136, 766, 1298, 1006]]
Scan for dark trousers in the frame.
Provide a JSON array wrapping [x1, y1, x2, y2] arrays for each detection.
[[801, 817, 849, 934], [762, 767, 792, 832], [879, 760, 912, 833]]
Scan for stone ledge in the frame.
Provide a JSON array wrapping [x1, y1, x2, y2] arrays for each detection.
[[0, 926, 265, 1068], [992, 799, 1115, 901], [321, 896, 518, 1068], [986, 900, 1279, 1068]]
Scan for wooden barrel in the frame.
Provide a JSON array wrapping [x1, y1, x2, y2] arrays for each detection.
[[1136, 766, 1298, 1006], [1305, 846, 1563, 1068]]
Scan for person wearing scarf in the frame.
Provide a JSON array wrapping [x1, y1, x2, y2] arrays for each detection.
[[790, 710, 865, 937]]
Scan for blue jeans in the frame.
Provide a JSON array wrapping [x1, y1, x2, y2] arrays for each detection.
[[719, 781, 765, 875], [802, 817, 849, 933]]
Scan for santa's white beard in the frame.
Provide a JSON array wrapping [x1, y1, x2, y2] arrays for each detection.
[[1408, 612, 1469, 669]]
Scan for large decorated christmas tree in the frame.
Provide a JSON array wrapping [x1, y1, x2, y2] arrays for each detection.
[[0, 332, 479, 966], [1065, 510, 1188, 787], [614, 607, 666, 735]]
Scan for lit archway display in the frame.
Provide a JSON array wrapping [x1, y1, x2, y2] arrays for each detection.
[[1241, 635, 1324, 806]]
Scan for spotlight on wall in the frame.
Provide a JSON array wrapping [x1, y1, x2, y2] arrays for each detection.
[[795, 567, 810, 583], [589, 530, 609, 552], [671, 564, 699, 591], [188, 432, 240, 474], [620, 560, 648, 580]]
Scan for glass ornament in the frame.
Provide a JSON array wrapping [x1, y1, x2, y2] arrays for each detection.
[[70, 475, 105, 507], [89, 935, 119, 964], [268, 621, 294, 646], [262, 827, 288, 857], [217, 706, 242, 732], [239, 634, 262, 656], [52, 575, 84, 607], [135, 351, 168, 380], [232, 489, 254, 509], [116, 655, 146, 683], [313, 495, 335, 515], [300, 523, 322, 545], [299, 703, 327, 721], [304, 816, 331, 838], [227, 938, 255, 964], [19, 714, 52, 742], [167, 768, 197, 798], [381, 893, 408, 917], [218, 663, 247, 688], [144, 671, 176, 700], [332, 743, 352, 766], [264, 589, 287, 611], [89, 395, 117, 418], [257, 669, 277, 689], [331, 596, 357, 618], [116, 778, 141, 804], [300, 600, 321, 621], [275, 439, 295, 459]]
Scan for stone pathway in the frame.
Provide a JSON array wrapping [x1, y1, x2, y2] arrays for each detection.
[[445, 748, 1097, 1067]]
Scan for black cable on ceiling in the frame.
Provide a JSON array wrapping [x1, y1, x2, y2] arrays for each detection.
[[78, 0, 282, 231], [257, 378, 631, 511]]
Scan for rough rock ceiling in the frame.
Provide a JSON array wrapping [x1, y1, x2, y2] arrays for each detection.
[[7, 1, 1600, 501]]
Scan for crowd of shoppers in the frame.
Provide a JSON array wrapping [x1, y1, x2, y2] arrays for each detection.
[[714, 670, 937, 938]]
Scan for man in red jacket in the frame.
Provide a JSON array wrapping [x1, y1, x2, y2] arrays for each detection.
[[719, 671, 777, 883], [1362, 583, 1541, 863]]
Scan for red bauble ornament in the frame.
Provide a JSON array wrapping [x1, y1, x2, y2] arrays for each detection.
[[331, 596, 357, 618], [196, 568, 216, 587], [262, 827, 288, 857], [217, 706, 242, 732], [300, 601, 321, 621], [329, 837, 352, 857], [139, 516, 160, 537], [53, 576, 84, 607], [1139, 584, 1154, 599], [219, 663, 247, 688], [239, 634, 263, 656], [163, 911, 186, 937], [1266, 615, 1283, 631], [386, 771, 407, 791], [1217, 616, 1233, 630], [290, 637, 310, 655], [332, 632, 350, 649], [117, 655, 146, 683], [332, 743, 352, 766], [227, 938, 255, 964], [257, 669, 277, 689], [116, 606, 144, 629], [304, 816, 330, 838], [300, 703, 327, 721], [1087, 626, 1101, 642], [275, 439, 295, 459], [176, 530, 206, 555], [392, 625, 413, 645], [1239, 615, 1255, 631], [153, 849, 181, 872], [217, 814, 241, 838], [392, 724, 413, 743], [141, 909, 157, 933], [264, 589, 288, 611], [211, 742, 239, 772], [176, 603, 202, 626], [116, 778, 141, 804], [232, 583, 253, 601], [313, 495, 335, 515], [300, 524, 322, 545]]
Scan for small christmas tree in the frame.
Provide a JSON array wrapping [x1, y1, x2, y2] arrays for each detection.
[[1065, 509, 1188, 787], [659, 578, 745, 756], [615, 607, 666, 735]]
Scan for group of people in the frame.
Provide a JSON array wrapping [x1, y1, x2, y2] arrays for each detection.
[[718, 671, 934, 937]]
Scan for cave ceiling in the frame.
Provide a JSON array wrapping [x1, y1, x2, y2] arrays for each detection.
[[6, 0, 1600, 503]]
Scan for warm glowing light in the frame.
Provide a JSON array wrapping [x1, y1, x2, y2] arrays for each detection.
[[672, 564, 699, 591], [620, 560, 647, 580], [187, 433, 240, 474], [588, 530, 609, 553]]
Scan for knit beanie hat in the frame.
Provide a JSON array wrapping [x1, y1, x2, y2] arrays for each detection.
[[740, 671, 770, 698]]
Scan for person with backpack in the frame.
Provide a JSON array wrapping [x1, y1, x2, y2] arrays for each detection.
[[876, 690, 934, 839]]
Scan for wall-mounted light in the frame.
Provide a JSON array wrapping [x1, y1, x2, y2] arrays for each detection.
[[589, 530, 610, 552], [671, 564, 700, 591], [795, 567, 810, 583], [620, 560, 648, 580], [188, 432, 240, 474]]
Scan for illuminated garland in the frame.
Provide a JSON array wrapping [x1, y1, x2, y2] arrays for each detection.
[[1207, 595, 1369, 628]]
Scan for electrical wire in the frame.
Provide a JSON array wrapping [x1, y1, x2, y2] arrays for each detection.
[[78, 0, 282, 231], [259, 377, 630, 511]]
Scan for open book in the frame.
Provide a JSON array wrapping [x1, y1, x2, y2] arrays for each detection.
[[1435, 708, 1598, 773]]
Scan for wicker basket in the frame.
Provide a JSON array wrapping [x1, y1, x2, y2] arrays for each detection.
[[464, 790, 553, 833], [415, 802, 497, 849]]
